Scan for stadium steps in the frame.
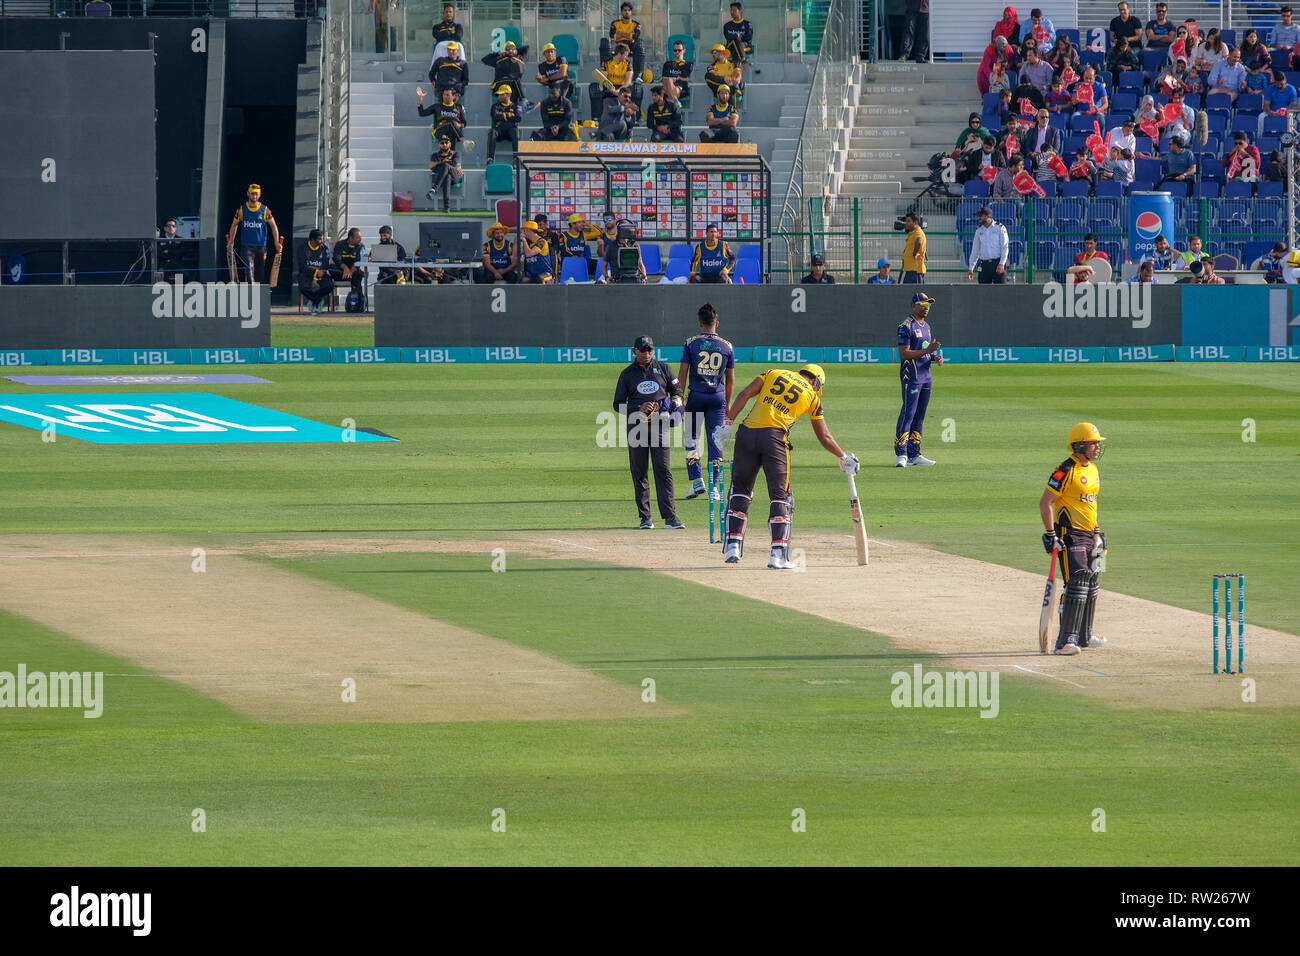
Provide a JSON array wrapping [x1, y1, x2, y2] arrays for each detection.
[[347, 82, 397, 239]]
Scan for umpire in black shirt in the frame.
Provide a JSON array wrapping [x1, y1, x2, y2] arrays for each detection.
[[614, 335, 685, 529]]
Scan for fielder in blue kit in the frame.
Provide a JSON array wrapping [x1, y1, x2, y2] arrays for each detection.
[[677, 302, 736, 498], [894, 291, 944, 467]]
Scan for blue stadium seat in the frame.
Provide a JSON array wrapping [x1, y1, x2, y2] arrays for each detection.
[[1173, 198, 1190, 227], [733, 259, 761, 284], [1236, 93, 1264, 116], [663, 256, 691, 281], [961, 238, 973, 264], [737, 244, 761, 261], [1094, 181, 1123, 198], [1206, 113, 1229, 136], [1286, 71, 1300, 89], [1105, 114, 1128, 132], [1258, 181, 1284, 197], [1054, 245, 1078, 272], [989, 200, 1020, 225], [981, 111, 1002, 131], [1008, 238, 1025, 266], [668, 243, 693, 260], [1099, 240, 1122, 263], [1135, 135, 1153, 155], [982, 92, 1003, 112], [1056, 197, 1086, 220], [1056, 217, 1084, 242], [1242, 241, 1274, 268], [559, 257, 590, 283], [1111, 92, 1139, 115], [1222, 30, 1236, 47], [640, 243, 663, 275], [1254, 199, 1284, 228], [1262, 114, 1288, 135], [1064, 133, 1088, 155], [1048, 112, 1068, 131], [1081, 50, 1106, 69], [1118, 72, 1144, 92], [1128, 180, 1154, 194], [1032, 198, 1056, 225], [1199, 159, 1226, 185], [1271, 48, 1291, 72], [1203, 135, 1223, 156], [1033, 240, 1056, 269], [1259, 134, 1281, 154], [1225, 180, 1254, 199], [957, 198, 984, 227], [1231, 114, 1258, 137], [1195, 180, 1222, 198], [1142, 49, 1166, 74], [1088, 202, 1120, 229], [1135, 158, 1161, 182], [963, 180, 991, 197]]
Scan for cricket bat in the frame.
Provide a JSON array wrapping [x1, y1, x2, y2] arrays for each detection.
[[847, 473, 868, 566], [226, 242, 238, 283], [592, 68, 615, 90], [269, 237, 284, 286], [1038, 547, 1060, 653]]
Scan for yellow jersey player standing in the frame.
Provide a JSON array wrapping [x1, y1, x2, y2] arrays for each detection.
[[1039, 423, 1109, 656], [712, 365, 858, 569]]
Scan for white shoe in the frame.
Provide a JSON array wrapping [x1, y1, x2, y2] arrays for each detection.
[[767, 547, 793, 570], [1084, 634, 1107, 648], [895, 455, 909, 467], [463, 138, 476, 152], [723, 543, 741, 563], [1054, 639, 1081, 656], [684, 478, 706, 499], [908, 454, 936, 466]]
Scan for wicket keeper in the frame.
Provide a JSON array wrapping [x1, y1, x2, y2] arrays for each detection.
[[1040, 422, 1108, 655], [712, 364, 858, 569]]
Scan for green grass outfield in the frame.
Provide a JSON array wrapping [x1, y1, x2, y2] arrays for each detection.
[[0, 360, 1297, 864]]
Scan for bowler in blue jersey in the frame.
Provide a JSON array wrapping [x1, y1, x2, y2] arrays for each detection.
[[677, 302, 736, 498]]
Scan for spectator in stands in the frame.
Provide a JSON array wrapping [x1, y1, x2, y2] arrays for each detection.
[[1223, 131, 1262, 180], [1134, 93, 1161, 128], [427, 135, 463, 211], [610, 3, 645, 77], [966, 205, 1009, 283], [1184, 18, 1201, 48], [367, 0, 393, 54], [1167, 24, 1191, 65], [1070, 145, 1097, 185], [963, 136, 1005, 182], [1240, 30, 1273, 92], [373, 226, 409, 286], [991, 154, 1023, 198], [978, 36, 1019, 96], [157, 218, 191, 283], [1019, 35, 1041, 61], [1253, 242, 1289, 282], [899, 0, 930, 63], [1145, 3, 1174, 50], [1046, 35, 1080, 80], [1069, 233, 1110, 282], [1045, 76, 1072, 115], [1163, 87, 1195, 142], [418, 86, 469, 150], [991, 7, 1019, 47], [1013, 74, 1046, 113], [1071, 65, 1108, 115], [647, 85, 684, 142], [1199, 255, 1226, 284], [723, 3, 755, 74], [1176, 235, 1207, 269], [700, 84, 740, 143], [332, 228, 366, 297], [662, 39, 693, 104], [1273, 6, 1300, 71], [997, 115, 1026, 160], [1027, 9, 1055, 49], [900, 212, 927, 283], [1023, 108, 1062, 166], [1140, 234, 1177, 270], [1156, 137, 1197, 193], [1126, 260, 1156, 283], [1101, 145, 1135, 185], [297, 228, 333, 313], [536, 43, 572, 102], [1154, 57, 1189, 96], [801, 253, 835, 284], [520, 222, 556, 284], [1033, 142, 1067, 186], [704, 44, 732, 99], [598, 87, 636, 141], [1021, 47, 1054, 93], [432, 4, 463, 49], [428, 41, 468, 96], [1110, 117, 1138, 156], [487, 86, 522, 160], [1266, 149, 1288, 184], [476, 222, 517, 284], [1193, 28, 1227, 75], [483, 40, 531, 109], [1105, 36, 1141, 91], [989, 62, 1013, 97], [1110, 2, 1143, 51], [869, 257, 895, 283], [532, 83, 577, 141], [602, 42, 642, 111], [690, 223, 735, 283], [1263, 70, 1298, 137]]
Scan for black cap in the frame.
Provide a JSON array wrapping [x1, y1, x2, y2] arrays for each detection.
[[811, 254, 825, 266], [634, 334, 654, 350], [379, 224, 393, 235]]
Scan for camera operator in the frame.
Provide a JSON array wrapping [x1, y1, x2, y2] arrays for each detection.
[[601, 219, 647, 283]]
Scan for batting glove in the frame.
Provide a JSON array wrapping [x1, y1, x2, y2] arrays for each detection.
[[1042, 532, 1063, 554], [839, 452, 860, 475], [711, 420, 732, 448]]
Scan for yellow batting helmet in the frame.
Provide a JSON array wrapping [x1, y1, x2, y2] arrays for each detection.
[[1067, 422, 1106, 449], [798, 363, 826, 393]]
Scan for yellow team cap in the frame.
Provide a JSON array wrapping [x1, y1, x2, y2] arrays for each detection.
[[567, 213, 583, 224], [523, 220, 540, 231], [496, 84, 512, 95], [717, 84, 730, 93], [1288, 251, 1300, 268], [489, 221, 507, 233], [447, 41, 459, 49], [711, 44, 726, 53], [247, 183, 261, 191], [542, 42, 556, 52], [504, 41, 517, 49]]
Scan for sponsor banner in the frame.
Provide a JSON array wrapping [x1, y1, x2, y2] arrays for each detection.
[[0, 393, 397, 444], [122, 349, 194, 366], [0, 350, 47, 367], [6, 374, 271, 385], [546, 347, 616, 363], [1245, 345, 1300, 361], [940, 347, 1028, 363], [1105, 344, 1176, 362], [750, 347, 823, 365], [401, 347, 479, 363], [40, 349, 117, 366], [1176, 346, 1246, 362], [1044, 347, 1106, 363], [518, 142, 757, 157], [822, 347, 896, 364], [190, 348, 262, 365], [1129, 191, 1175, 261], [330, 347, 403, 364], [260, 347, 333, 363], [475, 346, 543, 363]]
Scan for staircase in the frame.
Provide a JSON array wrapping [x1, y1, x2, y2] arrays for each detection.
[[346, 82, 396, 241]]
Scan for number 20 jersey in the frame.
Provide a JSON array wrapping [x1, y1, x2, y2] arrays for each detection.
[[681, 332, 734, 397], [742, 369, 824, 433]]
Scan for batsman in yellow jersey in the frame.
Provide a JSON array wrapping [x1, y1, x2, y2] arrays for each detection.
[[711, 364, 858, 569], [1039, 422, 1108, 656]]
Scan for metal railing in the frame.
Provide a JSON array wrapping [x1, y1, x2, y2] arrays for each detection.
[[323, 0, 351, 243]]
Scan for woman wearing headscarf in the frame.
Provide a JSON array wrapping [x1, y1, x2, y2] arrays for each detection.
[[991, 6, 1020, 46], [977, 34, 1020, 94]]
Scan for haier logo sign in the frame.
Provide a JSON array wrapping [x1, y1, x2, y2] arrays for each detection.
[[0, 393, 398, 444]]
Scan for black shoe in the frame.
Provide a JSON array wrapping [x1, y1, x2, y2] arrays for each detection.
[[638, 518, 654, 530], [665, 518, 685, 530]]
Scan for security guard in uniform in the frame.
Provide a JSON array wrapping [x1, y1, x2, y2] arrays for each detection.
[[1040, 423, 1109, 656], [712, 365, 858, 569], [613, 335, 684, 529]]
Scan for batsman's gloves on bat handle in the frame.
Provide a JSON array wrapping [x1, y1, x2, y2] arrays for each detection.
[[711, 419, 732, 448], [1042, 532, 1063, 555], [839, 452, 860, 475]]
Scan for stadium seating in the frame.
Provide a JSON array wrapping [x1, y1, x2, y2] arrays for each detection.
[[734, 259, 761, 284], [640, 243, 663, 276], [663, 256, 691, 281], [559, 257, 590, 283]]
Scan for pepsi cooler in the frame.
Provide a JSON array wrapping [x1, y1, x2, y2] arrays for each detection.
[[1128, 191, 1175, 261]]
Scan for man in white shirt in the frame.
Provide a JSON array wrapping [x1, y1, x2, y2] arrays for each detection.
[[966, 205, 1009, 283]]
